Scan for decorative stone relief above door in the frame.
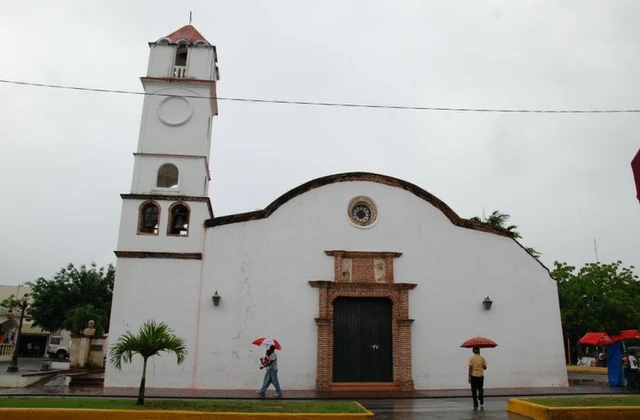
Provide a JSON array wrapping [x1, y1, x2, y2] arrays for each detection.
[[328, 250, 400, 284]]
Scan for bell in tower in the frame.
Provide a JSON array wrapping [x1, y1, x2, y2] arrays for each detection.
[[169, 204, 190, 236], [147, 25, 220, 81]]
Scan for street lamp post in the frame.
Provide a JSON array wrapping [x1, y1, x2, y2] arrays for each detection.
[[7, 294, 29, 373]]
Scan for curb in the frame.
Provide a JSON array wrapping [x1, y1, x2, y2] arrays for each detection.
[[566, 366, 608, 375], [0, 403, 374, 420], [507, 398, 640, 420]]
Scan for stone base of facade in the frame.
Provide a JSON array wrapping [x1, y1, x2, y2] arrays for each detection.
[[327, 382, 400, 392]]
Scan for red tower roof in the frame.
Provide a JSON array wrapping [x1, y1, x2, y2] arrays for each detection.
[[162, 25, 209, 45]]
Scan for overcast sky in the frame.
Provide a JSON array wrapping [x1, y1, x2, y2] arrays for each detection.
[[1, 1, 639, 286]]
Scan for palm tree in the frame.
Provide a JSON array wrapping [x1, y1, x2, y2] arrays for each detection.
[[109, 320, 187, 405], [472, 210, 541, 259], [471, 210, 522, 239]]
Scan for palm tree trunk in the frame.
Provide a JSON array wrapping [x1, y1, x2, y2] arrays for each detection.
[[136, 358, 147, 405]]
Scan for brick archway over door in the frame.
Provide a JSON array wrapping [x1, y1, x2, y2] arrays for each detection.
[[309, 250, 417, 392]]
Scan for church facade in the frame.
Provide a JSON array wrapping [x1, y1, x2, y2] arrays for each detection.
[[105, 25, 568, 391]]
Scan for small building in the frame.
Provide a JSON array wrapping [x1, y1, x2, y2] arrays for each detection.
[[0, 286, 51, 360], [105, 25, 568, 391]]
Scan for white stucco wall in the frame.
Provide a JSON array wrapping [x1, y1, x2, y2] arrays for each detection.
[[408, 226, 567, 388], [104, 258, 203, 388], [186, 47, 217, 80], [146, 44, 175, 78], [116, 199, 209, 253], [106, 179, 567, 390], [137, 83, 214, 157]]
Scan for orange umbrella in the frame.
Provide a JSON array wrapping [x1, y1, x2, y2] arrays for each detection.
[[460, 336, 498, 349]]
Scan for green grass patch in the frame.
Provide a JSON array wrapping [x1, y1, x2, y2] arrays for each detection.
[[0, 397, 366, 413], [523, 396, 640, 407]]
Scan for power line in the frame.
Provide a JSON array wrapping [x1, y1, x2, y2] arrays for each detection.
[[1, 78, 639, 114]]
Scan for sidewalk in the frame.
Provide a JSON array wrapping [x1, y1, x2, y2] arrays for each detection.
[[0, 358, 630, 400]]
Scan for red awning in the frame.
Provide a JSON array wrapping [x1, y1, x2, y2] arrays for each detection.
[[578, 332, 613, 346], [611, 329, 640, 343], [632, 148, 640, 203]]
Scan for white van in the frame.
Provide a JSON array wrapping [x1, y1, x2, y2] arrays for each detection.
[[46, 331, 71, 359]]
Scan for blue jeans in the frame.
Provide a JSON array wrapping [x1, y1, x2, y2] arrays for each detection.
[[260, 369, 281, 394]]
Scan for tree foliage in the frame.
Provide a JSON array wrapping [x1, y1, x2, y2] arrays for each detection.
[[553, 260, 640, 343], [0, 294, 23, 312], [109, 320, 187, 405], [27, 263, 115, 333], [471, 210, 541, 259], [63, 304, 108, 336]]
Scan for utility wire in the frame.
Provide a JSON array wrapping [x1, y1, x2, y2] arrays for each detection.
[[1, 78, 639, 114]]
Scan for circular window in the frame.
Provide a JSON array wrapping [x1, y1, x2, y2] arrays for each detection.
[[157, 96, 193, 127], [347, 196, 378, 227]]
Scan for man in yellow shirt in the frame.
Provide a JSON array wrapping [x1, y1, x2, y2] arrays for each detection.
[[468, 347, 487, 409]]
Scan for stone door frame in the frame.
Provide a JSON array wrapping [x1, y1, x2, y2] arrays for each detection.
[[309, 250, 416, 391]]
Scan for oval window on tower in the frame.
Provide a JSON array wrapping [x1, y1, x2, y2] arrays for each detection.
[[157, 163, 179, 188]]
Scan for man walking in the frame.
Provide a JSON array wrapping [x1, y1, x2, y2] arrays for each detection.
[[468, 347, 487, 409], [258, 345, 282, 397]]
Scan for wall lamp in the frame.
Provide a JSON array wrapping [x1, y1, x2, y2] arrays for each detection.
[[212, 290, 221, 306], [482, 296, 493, 311]]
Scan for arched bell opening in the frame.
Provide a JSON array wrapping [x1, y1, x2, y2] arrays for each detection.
[[137, 201, 160, 235], [167, 202, 190, 237]]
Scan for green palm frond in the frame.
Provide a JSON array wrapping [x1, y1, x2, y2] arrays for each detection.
[[472, 209, 541, 259], [109, 320, 187, 370]]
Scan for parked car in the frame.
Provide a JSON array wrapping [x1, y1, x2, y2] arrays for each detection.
[[46, 335, 69, 359]]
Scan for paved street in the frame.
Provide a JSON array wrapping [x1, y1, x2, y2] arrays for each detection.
[[362, 398, 530, 419]]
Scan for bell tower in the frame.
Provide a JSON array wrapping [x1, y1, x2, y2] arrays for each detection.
[[115, 24, 219, 257], [107, 24, 220, 390]]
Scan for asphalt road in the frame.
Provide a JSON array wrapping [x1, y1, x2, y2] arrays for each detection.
[[361, 398, 531, 420], [0, 358, 623, 419]]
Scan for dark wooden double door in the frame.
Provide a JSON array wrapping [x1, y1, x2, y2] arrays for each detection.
[[333, 297, 393, 382]]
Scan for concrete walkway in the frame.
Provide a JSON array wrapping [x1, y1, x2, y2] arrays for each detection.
[[0, 357, 629, 400], [0, 382, 630, 399]]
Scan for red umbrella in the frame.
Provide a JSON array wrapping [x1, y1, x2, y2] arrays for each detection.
[[578, 332, 613, 346], [460, 336, 498, 349], [252, 337, 282, 350], [611, 330, 640, 343], [632, 148, 640, 203]]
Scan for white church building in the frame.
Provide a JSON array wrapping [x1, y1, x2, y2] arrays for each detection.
[[105, 25, 568, 392]]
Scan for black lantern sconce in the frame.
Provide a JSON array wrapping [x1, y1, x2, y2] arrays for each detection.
[[212, 290, 221, 306], [482, 296, 493, 311]]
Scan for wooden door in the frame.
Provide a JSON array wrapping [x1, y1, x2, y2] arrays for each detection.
[[333, 297, 392, 382]]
